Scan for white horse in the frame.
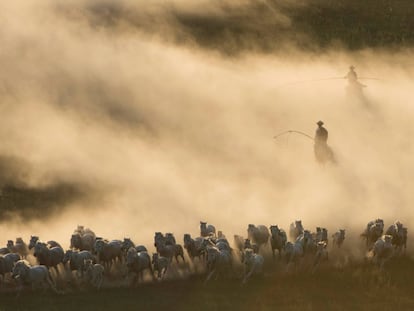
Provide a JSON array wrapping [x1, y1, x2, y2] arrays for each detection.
[[33, 242, 64, 275], [12, 260, 59, 295], [126, 248, 155, 286], [200, 222, 216, 238], [94, 239, 123, 269], [314, 227, 328, 244], [204, 246, 232, 283], [332, 229, 346, 248], [215, 237, 232, 253], [121, 238, 148, 255], [233, 235, 245, 253], [154, 233, 185, 263], [0, 253, 21, 284], [29, 236, 61, 250], [183, 234, 206, 261], [297, 230, 317, 255], [63, 250, 94, 277], [385, 221, 406, 254], [70, 231, 96, 252], [284, 239, 304, 273], [269, 225, 287, 261], [247, 224, 270, 252], [83, 259, 104, 290], [312, 241, 328, 273], [7, 238, 29, 259], [361, 219, 384, 249], [289, 220, 304, 241], [242, 248, 264, 284], [152, 253, 169, 280], [372, 235, 394, 270]]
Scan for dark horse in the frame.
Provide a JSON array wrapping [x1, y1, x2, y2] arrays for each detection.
[[314, 142, 335, 165], [346, 81, 370, 108]]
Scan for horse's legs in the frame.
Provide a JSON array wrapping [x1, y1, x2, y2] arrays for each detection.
[[204, 268, 216, 284], [54, 266, 60, 278], [148, 264, 156, 281], [130, 273, 138, 287], [97, 274, 103, 290]]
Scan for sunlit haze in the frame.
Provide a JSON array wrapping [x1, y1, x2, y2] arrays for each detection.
[[1, 0, 413, 254]]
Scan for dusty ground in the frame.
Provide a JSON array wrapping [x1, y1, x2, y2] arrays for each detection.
[[1, 250, 414, 311]]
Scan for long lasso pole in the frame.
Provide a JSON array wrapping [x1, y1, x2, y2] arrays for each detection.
[[273, 130, 314, 141]]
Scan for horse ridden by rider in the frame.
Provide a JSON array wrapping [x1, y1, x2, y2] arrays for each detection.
[[344, 65, 369, 105], [314, 121, 335, 164]]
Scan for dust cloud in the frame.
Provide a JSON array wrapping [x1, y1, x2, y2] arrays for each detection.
[[0, 0, 413, 252]]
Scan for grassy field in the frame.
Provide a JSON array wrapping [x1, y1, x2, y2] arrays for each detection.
[[1, 255, 414, 311]]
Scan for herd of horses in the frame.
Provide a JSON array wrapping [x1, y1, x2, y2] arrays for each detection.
[[0, 219, 408, 295]]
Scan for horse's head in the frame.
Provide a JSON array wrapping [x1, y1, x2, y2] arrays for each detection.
[[7, 240, 14, 248], [374, 223, 383, 234], [28, 236, 39, 250], [70, 234, 82, 249], [247, 224, 256, 235], [243, 248, 254, 263], [384, 235, 393, 244], [121, 238, 134, 251], [126, 247, 138, 265], [154, 232, 164, 245], [12, 260, 30, 279], [183, 234, 192, 244], [94, 239, 106, 253], [75, 225, 85, 234], [244, 238, 252, 249], [376, 219, 384, 229], [63, 250, 74, 264], [33, 242, 47, 257]]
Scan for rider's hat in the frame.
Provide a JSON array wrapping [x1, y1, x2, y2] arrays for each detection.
[[317, 120, 324, 126]]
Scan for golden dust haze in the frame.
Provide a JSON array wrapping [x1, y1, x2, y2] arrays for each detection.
[[0, 0, 413, 253]]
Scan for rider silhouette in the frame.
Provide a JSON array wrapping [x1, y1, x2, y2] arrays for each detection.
[[315, 120, 328, 144], [345, 66, 366, 87], [314, 121, 335, 164]]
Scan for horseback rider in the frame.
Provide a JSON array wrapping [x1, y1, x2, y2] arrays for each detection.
[[314, 121, 334, 164], [345, 65, 366, 87], [315, 120, 328, 145]]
